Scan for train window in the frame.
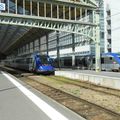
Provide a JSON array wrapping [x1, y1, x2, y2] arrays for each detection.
[[19, 59, 24, 64], [101, 58, 104, 64], [110, 57, 112, 60], [26, 58, 30, 64], [40, 56, 48, 64], [93, 58, 95, 64], [26, 58, 32, 64]]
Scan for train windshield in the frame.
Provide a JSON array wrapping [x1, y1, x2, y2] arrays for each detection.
[[39, 55, 49, 64]]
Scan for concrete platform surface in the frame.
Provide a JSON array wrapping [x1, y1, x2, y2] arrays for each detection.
[[56, 69, 120, 78], [0, 70, 85, 120], [55, 69, 120, 90]]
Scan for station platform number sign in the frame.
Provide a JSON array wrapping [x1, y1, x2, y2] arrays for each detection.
[[0, 3, 5, 11]]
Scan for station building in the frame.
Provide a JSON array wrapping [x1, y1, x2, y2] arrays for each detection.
[[104, 0, 120, 53]]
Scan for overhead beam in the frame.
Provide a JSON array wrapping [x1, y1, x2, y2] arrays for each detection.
[[0, 13, 96, 40], [33, 0, 97, 9]]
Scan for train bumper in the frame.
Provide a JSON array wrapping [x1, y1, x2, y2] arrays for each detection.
[[36, 70, 55, 74]]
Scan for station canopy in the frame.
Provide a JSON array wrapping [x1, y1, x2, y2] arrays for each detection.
[[0, 24, 50, 55], [0, 0, 97, 55]]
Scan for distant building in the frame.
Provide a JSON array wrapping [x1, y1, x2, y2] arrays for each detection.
[[106, 4, 112, 52], [104, 0, 120, 53]]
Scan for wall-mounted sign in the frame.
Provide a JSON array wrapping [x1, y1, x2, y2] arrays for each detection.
[[0, 3, 5, 11]]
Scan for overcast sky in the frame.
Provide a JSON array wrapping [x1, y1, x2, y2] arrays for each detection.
[[105, 0, 120, 13]]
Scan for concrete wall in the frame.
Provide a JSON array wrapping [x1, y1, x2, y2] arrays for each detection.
[[55, 71, 120, 90]]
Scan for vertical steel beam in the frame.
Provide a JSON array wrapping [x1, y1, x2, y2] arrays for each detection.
[[85, 9, 87, 17], [69, 6, 71, 20], [23, 46, 25, 54], [75, 7, 77, 21], [27, 44, 28, 54], [19, 48, 21, 55], [17, 48, 19, 55], [15, 0, 17, 14], [72, 33, 75, 69], [44, 2, 46, 17], [57, 5, 59, 19], [37, 2, 39, 16], [85, 9, 87, 22], [95, 10, 101, 72], [56, 31, 60, 69], [33, 41, 35, 52], [80, 8, 82, 19], [28, 43, 30, 54], [7, 0, 9, 13], [30, 1, 32, 15], [22, 46, 24, 55], [51, 4, 53, 18], [24, 45, 26, 54], [46, 34, 49, 55], [23, 0, 25, 15], [39, 38, 41, 52], [63, 5, 65, 19]]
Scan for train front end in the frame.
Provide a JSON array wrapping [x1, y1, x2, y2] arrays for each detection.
[[37, 64, 54, 74], [34, 54, 55, 74]]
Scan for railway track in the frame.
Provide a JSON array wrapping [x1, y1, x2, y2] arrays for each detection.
[[2, 66, 120, 98], [20, 77, 120, 120]]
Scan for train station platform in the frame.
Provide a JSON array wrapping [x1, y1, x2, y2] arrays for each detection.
[[0, 70, 85, 120], [55, 69, 120, 90]]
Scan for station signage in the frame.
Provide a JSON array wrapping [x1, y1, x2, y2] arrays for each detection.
[[0, 3, 5, 11]]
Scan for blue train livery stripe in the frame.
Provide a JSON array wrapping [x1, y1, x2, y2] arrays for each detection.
[[103, 53, 120, 65]]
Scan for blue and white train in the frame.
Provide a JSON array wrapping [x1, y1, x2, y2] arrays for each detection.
[[92, 53, 120, 71], [5, 53, 55, 74]]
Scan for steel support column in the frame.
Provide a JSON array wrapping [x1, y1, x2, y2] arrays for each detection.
[[46, 34, 48, 55], [33, 41, 35, 52], [39, 37, 41, 52], [28, 43, 30, 54], [29, 43, 31, 53], [95, 10, 101, 72], [56, 31, 60, 69], [72, 33, 75, 69]]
